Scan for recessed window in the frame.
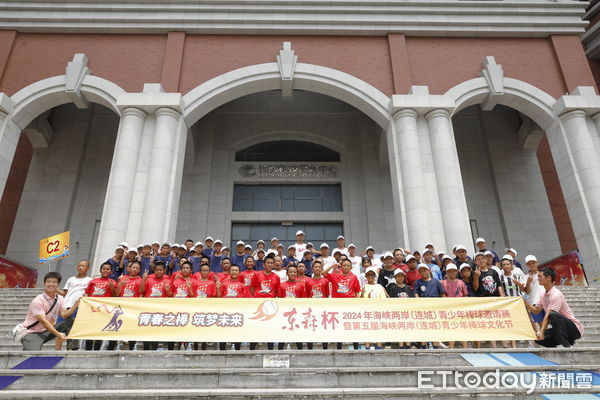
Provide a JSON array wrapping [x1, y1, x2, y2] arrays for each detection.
[[235, 140, 340, 162], [233, 184, 342, 212]]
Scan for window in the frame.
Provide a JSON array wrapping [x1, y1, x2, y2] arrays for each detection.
[[235, 140, 340, 162], [233, 184, 342, 212], [231, 223, 343, 250]]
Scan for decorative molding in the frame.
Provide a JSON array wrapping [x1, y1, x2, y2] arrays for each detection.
[[65, 53, 90, 109], [276, 42, 297, 97], [238, 164, 338, 179], [0, 1, 587, 37], [0, 93, 13, 121], [480, 56, 504, 111]]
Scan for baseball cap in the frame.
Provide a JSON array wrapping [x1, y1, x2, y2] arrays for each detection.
[[474, 251, 486, 258], [332, 249, 342, 255], [337, 235, 345, 240], [151, 241, 160, 246], [424, 242, 434, 248], [320, 243, 329, 249], [455, 245, 467, 252], [383, 252, 394, 259], [393, 269, 405, 276], [348, 243, 356, 249], [194, 241, 203, 247], [222, 246, 230, 251], [417, 263, 430, 270], [236, 240, 245, 246], [475, 237, 485, 244], [214, 239, 223, 245], [119, 242, 129, 248], [445, 263, 458, 271], [525, 255, 537, 263], [484, 251, 493, 257], [506, 248, 517, 256], [422, 248, 433, 255], [501, 254, 514, 262], [115, 246, 124, 252], [365, 267, 378, 275], [172, 243, 180, 248], [459, 263, 472, 271], [442, 255, 453, 261], [271, 237, 279, 242], [128, 248, 138, 254], [245, 244, 252, 249], [205, 236, 214, 242], [366, 246, 375, 252], [257, 240, 265, 245], [266, 249, 277, 256], [288, 245, 296, 250], [296, 230, 305, 236], [405, 255, 416, 262], [136, 244, 143, 249]]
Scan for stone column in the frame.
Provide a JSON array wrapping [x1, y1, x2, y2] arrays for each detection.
[[389, 109, 431, 250], [0, 93, 17, 199], [139, 107, 182, 243], [93, 107, 146, 267], [548, 109, 600, 282], [426, 109, 473, 251]]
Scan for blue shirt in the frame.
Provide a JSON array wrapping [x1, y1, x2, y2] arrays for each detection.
[[255, 259, 265, 271], [210, 253, 225, 273], [282, 256, 297, 268], [427, 263, 443, 281], [107, 258, 123, 281], [231, 253, 249, 268], [202, 248, 214, 258], [189, 256, 203, 274], [139, 256, 152, 275], [415, 278, 445, 297], [153, 255, 173, 274]]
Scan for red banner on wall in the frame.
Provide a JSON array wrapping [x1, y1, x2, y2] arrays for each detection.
[[540, 251, 587, 286], [0, 255, 38, 288]]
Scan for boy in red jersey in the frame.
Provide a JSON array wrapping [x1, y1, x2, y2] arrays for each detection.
[[296, 262, 308, 285], [277, 265, 307, 350], [304, 260, 330, 350], [217, 258, 232, 282], [170, 262, 197, 298], [195, 264, 217, 298], [218, 265, 247, 350], [84, 262, 117, 351], [141, 262, 172, 298], [250, 255, 280, 298], [117, 261, 143, 298], [240, 256, 258, 288], [250, 255, 280, 350], [323, 258, 360, 350]]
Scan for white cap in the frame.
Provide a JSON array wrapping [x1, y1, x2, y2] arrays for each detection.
[[475, 237, 485, 244], [506, 248, 517, 256], [257, 240, 265, 245], [501, 254, 514, 262], [442, 255, 453, 261], [337, 235, 345, 240], [276, 244, 284, 248], [459, 263, 472, 271], [162, 242, 171, 247], [151, 241, 160, 246], [266, 249, 278, 256], [172, 243, 181, 248], [424, 242, 434, 248], [128, 248, 138, 254], [194, 241, 204, 247], [525, 255, 538, 264], [115, 246, 125, 252], [222, 246, 230, 251], [205, 236, 214, 242], [320, 243, 329, 249], [405, 255, 416, 262], [382, 252, 394, 259], [288, 245, 296, 250], [455, 245, 467, 252], [236, 240, 245, 246], [332, 249, 342, 255], [348, 243, 356, 249], [257, 248, 266, 253], [445, 263, 458, 271], [417, 263, 430, 270], [365, 267, 378, 275], [296, 230, 305, 236], [143, 243, 151, 248], [245, 244, 252, 249], [366, 246, 375, 252], [474, 251, 486, 258], [484, 250, 494, 257], [214, 239, 223, 245], [393, 269, 405, 276], [119, 242, 129, 248], [271, 237, 279, 242], [136, 244, 144, 249], [422, 248, 433, 255]]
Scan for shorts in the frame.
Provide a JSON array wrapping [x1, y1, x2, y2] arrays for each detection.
[[530, 309, 545, 323], [20, 318, 74, 351]]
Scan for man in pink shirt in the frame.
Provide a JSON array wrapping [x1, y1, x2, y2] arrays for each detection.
[[20, 272, 79, 350], [525, 268, 583, 348]]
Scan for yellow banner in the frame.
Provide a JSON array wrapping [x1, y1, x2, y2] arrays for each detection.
[[38, 231, 70, 264], [69, 296, 535, 342]]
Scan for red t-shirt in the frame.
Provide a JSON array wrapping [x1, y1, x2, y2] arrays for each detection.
[[240, 269, 258, 287], [195, 279, 217, 298], [405, 269, 420, 289], [220, 279, 249, 298], [192, 271, 216, 282], [394, 263, 409, 273], [143, 274, 170, 298], [305, 276, 330, 298], [86, 277, 116, 297], [296, 275, 308, 286], [217, 272, 231, 282], [171, 277, 197, 298], [325, 271, 360, 298], [278, 280, 307, 298], [250, 271, 281, 298], [118, 275, 142, 297]]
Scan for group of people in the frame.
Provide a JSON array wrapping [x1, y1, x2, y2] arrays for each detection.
[[18, 231, 584, 351]]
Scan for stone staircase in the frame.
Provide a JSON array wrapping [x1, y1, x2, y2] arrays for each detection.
[[0, 286, 598, 398]]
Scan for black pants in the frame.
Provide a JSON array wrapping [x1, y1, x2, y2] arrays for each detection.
[[535, 311, 582, 347], [336, 342, 359, 350], [85, 340, 117, 351], [219, 342, 241, 350]]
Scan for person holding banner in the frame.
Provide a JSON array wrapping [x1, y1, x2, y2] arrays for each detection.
[[19, 272, 78, 351], [526, 268, 584, 348], [218, 264, 248, 350]]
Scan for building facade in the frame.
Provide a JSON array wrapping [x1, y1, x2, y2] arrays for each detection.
[[0, 1, 600, 284]]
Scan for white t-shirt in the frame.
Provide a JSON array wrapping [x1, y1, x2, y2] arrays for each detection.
[[349, 256, 362, 276], [63, 276, 92, 308], [274, 269, 288, 283], [322, 256, 337, 270], [369, 257, 382, 270], [526, 273, 543, 305], [293, 243, 307, 261], [335, 247, 349, 257]]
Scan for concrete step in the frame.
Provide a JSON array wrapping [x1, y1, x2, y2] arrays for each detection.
[[2, 364, 599, 390], [0, 387, 598, 400]]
